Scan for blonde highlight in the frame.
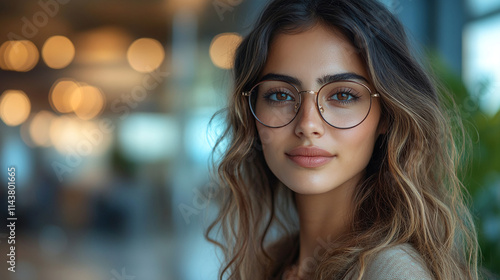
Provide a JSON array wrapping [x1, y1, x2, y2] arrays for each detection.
[[206, 0, 479, 279]]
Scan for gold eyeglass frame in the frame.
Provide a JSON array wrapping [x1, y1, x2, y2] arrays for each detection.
[[242, 79, 380, 129]]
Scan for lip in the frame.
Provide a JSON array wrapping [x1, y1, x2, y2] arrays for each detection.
[[285, 146, 335, 168]]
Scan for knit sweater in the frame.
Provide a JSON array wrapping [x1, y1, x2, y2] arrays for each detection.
[[346, 243, 433, 280]]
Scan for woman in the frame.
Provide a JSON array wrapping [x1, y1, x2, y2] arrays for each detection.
[[207, 0, 479, 279]]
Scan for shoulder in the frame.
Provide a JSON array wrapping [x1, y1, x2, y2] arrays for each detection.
[[348, 243, 433, 280]]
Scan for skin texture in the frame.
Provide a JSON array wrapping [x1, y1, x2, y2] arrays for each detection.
[[256, 23, 384, 277]]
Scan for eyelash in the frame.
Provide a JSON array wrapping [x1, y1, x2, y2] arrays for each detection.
[[328, 88, 361, 104], [261, 86, 362, 106], [263, 89, 296, 103]]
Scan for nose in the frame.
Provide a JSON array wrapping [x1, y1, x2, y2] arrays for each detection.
[[294, 91, 325, 138]]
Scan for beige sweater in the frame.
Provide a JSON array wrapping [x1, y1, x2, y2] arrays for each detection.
[[346, 243, 433, 280]]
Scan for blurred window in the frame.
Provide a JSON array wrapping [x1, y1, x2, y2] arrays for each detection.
[[467, 0, 500, 17], [464, 3, 500, 115]]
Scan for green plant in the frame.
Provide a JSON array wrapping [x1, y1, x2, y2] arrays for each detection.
[[428, 51, 500, 277]]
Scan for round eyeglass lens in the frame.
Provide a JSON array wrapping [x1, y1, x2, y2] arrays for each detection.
[[317, 80, 372, 128], [249, 80, 300, 127], [248, 80, 373, 128]]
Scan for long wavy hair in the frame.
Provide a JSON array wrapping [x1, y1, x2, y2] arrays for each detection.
[[206, 0, 479, 279]]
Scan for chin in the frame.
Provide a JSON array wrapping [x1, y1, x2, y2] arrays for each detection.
[[289, 187, 332, 195], [281, 177, 340, 195]]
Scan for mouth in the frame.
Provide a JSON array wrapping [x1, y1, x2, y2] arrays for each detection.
[[285, 146, 335, 168]]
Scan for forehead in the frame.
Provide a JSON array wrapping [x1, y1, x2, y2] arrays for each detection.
[[262, 24, 369, 86]]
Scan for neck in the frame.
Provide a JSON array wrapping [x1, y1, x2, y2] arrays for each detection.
[[293, 180, 357, 278]]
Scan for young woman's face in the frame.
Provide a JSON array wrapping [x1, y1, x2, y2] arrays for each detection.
[[256, 23, 383, 195]]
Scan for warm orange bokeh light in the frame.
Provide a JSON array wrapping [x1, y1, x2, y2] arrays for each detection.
[[209, 33, 242, 69], [72, 84, 105, 120], [127, 38, 165, 73], [0, 90, 31, 126], [42, 35, 75, 69], [49, 79, 81, 113], [0, 42, 9, 70], [0, 40, 39, 72]]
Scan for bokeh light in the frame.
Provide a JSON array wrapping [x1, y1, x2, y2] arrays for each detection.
[[49, 115, 83, 154], [49, 79, 105, 119], [0, 40, 39, 72], [49, 116, 110, 156], [0, 41, 10, 70], [71, 84, 105, 120], [29, 110, 57, 147], [0, 90, 31, 126], [0, 41, 11, 70], [119, 114, 180, 162], [127, 38, 165, 73], [209, 33, 242, 69], [49, 79, 81, 113], [42, 35, 75, 69]]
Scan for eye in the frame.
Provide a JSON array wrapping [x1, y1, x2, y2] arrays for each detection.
[[327, 87, 361, 103], [331, 92, 355, 101], [265, 90, 295, 102], [270, 92, 293, 101]]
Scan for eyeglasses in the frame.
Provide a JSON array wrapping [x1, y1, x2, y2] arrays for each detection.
[[242, 80, 380, 129]]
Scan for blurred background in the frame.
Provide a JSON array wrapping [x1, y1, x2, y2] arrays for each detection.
[[0, 0, 498, 279]]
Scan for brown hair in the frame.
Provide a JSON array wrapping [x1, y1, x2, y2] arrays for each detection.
[[206, 0, 479, 279]]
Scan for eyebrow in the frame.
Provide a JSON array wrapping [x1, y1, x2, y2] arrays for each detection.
[[259, 72, 369, 86]]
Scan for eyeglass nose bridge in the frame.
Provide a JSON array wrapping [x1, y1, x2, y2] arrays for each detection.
[[294, 90, 324, 114], [242, 80, 381, 129]]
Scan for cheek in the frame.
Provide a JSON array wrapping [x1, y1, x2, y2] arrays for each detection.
[[337, 108, 381, 158], [256, 125, 272, 155], [256, 126, 276, 146], [256, 125, 284, 169]]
